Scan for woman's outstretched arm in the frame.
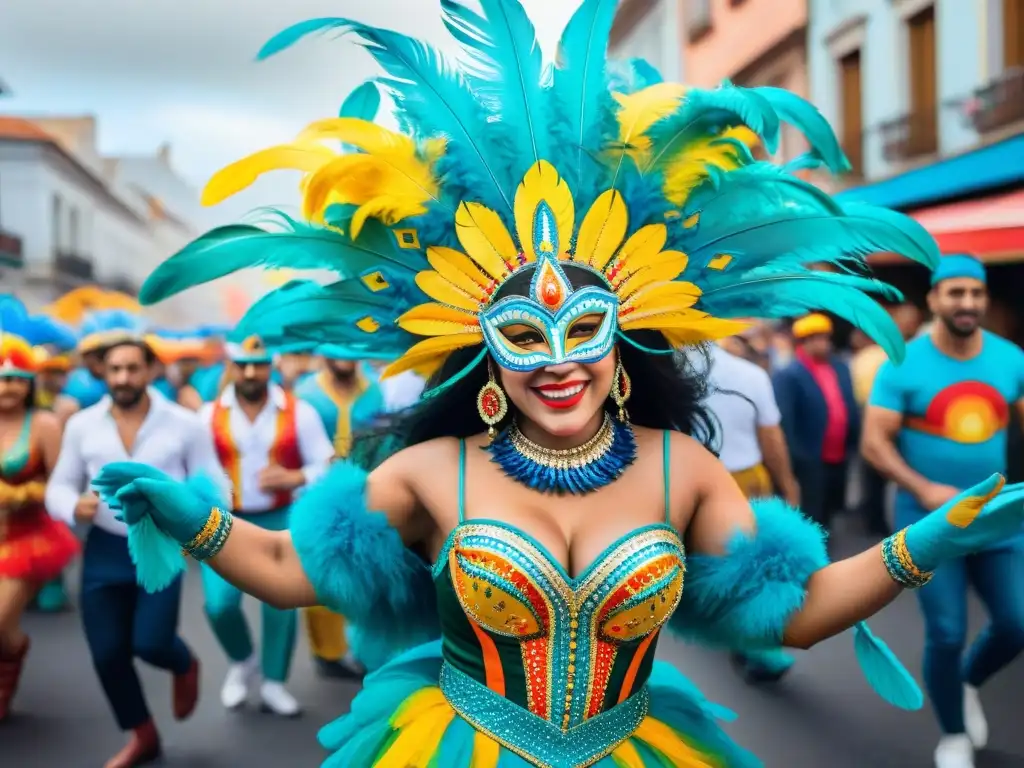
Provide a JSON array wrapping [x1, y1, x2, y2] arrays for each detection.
[[203, 452, 429, 610]]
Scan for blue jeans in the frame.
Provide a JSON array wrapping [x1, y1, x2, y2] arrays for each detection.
[[914, 548, 1024, 733], [81, 528, 192, 731]]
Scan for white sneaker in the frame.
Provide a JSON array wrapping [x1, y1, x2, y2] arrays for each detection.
[[220, 656, 258, 710], [934, 734, 974, 768], [963, 684, 988, 749], [259, 681, 301, 717]]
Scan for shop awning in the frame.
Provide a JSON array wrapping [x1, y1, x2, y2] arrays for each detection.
[[869, 189, 1024, 265]]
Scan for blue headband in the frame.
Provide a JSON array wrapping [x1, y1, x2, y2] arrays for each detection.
[[931, 255, 986, 286]]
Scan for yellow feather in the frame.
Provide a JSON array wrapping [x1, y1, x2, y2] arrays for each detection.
[[202, 144, 335, 207], [470, 732, 501, 768], [297, 118, 412, 154], [513, 160, 575, 262], [946, 476, 1005, 528], [455, 203, 518, 281], [382, 333, 483, 378], [662, 126, 757, 206], [633, 717, 719, 767], [377, 691, 454, 768], [575, 190, 628, 270], [426, 246, 490, 300], [617, 254, 690, 299], [605, 224, 667, 276], [350, 195, 430, 239], [397, 303, 480, 336], [623, 282, 702, 314], [613, 83, 687, 158], [414, 272, 480, 312]]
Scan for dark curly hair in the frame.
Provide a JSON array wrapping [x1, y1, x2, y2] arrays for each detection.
[[350, 331, 717, 471]]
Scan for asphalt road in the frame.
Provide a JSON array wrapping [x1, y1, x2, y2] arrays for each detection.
[[6, 525, 1024, 768]]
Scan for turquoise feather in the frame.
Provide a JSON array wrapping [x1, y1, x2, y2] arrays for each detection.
[[125, 515, 186, 593], [750, 86, 850, 173], [339, 80, 380, 120], [440, 0, 551, 184], [0, 295, 78, 349], [853, 621, 924, 710], [550, 0, 620, 191]]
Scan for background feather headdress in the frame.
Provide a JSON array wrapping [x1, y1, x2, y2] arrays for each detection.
[[139, 0, 940, 381]]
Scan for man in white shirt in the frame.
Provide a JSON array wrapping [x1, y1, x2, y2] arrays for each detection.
[[697, 343, 802, 685], [46, 338, 224, 768], [198, 336, 333, 717]]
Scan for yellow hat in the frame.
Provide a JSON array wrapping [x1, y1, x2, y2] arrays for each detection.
[[792, 313, 833, 339]]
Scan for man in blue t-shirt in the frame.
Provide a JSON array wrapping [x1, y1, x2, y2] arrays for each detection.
[[862, 255, 1024, 768]]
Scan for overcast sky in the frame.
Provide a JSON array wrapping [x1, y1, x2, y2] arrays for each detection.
[[0, 0, 580, 227]]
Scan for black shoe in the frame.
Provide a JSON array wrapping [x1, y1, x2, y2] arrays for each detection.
[[314, 657, 365, 681], [729, 652, 794, 684]]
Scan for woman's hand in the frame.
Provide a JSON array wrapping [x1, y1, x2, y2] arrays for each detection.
[[904, 474, 1024, 573], [93, 462, 214, 545]]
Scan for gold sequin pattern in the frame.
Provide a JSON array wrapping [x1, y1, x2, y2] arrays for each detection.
[[508, 413, 616, 471]]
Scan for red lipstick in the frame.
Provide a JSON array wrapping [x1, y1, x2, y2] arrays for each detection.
[[531, 380, 589, 409]]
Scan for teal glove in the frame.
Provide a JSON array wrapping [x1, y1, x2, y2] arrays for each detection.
[[93, 462, 213, 545], [903, 474, 1024, 573]]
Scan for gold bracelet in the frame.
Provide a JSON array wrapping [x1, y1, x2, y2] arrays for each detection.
[[182, 507, 222, 558]]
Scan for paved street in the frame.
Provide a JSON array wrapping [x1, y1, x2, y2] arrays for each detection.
[[6, 527, 1024, 768]]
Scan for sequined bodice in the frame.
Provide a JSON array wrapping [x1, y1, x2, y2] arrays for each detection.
[[433, 519, 685, 731]]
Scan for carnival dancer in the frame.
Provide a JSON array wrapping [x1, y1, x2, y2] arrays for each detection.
[[694, 342, 802, 684], [88, 3, 1024, 765], [199, 335, 333, 715], [55, 309, 148, 422], [862, 255, 1024, 768], [46, 336, 218, 768], [296, 347, 384, 679], [0, 300, 80, 720]]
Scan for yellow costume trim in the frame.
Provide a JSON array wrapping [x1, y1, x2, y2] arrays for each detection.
[[946, 475, 1005, 528], [0, 480, 47, 509]]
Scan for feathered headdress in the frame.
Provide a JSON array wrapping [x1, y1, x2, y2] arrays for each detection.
[[44, 286, 142, 326], [1, 295, 78, 376], [138, 0, 938, 390], [78, 309, 149, 354]]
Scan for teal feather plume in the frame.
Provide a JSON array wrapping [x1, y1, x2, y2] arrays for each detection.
[[340, 80, 380, 120], [440, 0, 550, 184], [550, 0, 620, 191], [750, 86, 850, 173], [0, 295, 78, 349], [853, 622, 923, 710]]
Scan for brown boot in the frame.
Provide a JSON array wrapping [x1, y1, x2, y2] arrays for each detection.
[[103, 719, 161, 768], [173, 656, 200, 721], [0, 637, 30, 721]]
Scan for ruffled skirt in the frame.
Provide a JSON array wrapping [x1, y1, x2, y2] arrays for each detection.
[[318, 642, 761, 768], [0, 507, 80, 581]]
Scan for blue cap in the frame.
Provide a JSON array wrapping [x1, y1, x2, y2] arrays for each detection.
[[930, 254, 986, 287], [225, 335, 273, 365]]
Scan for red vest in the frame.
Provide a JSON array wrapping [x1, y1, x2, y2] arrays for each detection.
[[211, 390, 302, 510]]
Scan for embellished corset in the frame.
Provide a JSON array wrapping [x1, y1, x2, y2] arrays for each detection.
[[433, 520, 685, 736]]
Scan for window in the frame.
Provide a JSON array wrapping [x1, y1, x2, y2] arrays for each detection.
[[687, 0, 712, 41], [69, 207, 79, 252], [52, 195, 63, 254], [907, 5, 938, 155], [1006, 0, 1024, 69], [839, 49, 864, 174]]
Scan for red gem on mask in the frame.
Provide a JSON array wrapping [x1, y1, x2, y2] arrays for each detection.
[[540, 275, 562, 307]]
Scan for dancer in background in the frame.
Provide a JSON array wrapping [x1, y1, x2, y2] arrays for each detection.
[[863, 255, 1024, 768], [695, 341, 802, 683], [0, 301, 80, 720], [46, 336, 216, 768], [296, 345, 383, 679], [199, 335, 333, 715]]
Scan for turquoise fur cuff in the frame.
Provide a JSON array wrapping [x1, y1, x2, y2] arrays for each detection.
[[670, 497, 828, 649], [289, 461, 440, 668]]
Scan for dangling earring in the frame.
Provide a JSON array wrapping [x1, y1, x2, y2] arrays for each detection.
[[477, 360, 508, 442], [611, 358, 631, 422]]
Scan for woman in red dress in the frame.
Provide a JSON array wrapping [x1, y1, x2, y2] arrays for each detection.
[[0, 329, 80, 720]]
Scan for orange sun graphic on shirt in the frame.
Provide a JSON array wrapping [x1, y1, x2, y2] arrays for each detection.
[[905, 381, 1009, 444]]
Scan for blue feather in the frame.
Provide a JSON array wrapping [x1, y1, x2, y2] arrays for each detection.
[[0, 296, 78, 349], [79, 309, 147, 337], [339, 80, 380, 120], [750, 86, 850, 173], [853, 622, 923, 710], [440, 0, 550, 185], [550, 0, 620, 192]]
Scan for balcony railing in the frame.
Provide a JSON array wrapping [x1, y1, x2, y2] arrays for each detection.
[[964, 67, 1024, 134], [54, 251, 95, 281], [878, 111, 938, 162], [0, 229, 23, 267]]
